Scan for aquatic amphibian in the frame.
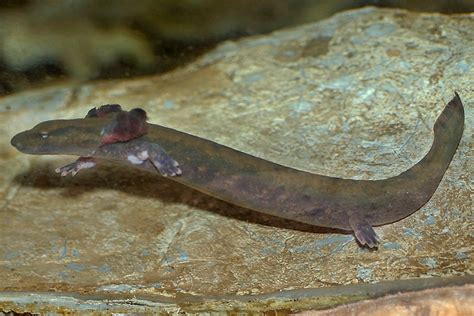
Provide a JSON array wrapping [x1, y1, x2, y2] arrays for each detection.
[[11, 93, 465, 247]]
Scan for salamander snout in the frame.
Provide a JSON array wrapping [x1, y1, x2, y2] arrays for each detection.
[[10, 131, 26, 152], [10, 129, 50, 154]]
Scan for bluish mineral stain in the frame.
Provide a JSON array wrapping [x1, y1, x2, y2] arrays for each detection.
[[403, 227, 421, 239], [261, 246, 279, 255], [368, 65, 387, 78], [1, 88, 70, 113], [319, 53, 345, 68], [97, 284, 140, 293], [152, 283, 162, 289], [316, 235, 353, 248], [246, 37, 280, 48], [142, 250, 150, 257], [455, 60, 470, 73], [179, 250, 189, 262], [398, 60, 412, 70], [244, 72, 264, 84], [163, 99, 175, 109], [66, 262, 86, 272], [420, 257, 438, 268], [290, 235, 352, 254], [246, 235, 286, 251], [365, 23, 397, 37], [2, 256, 17, 269], [97, 264, 112, 273], [4, 252, 17, 260], [162, 256, 173, 265], [59, 243, 68, 259], [350, 36, 365, 45], [291, 100, 314, 116], [455, 251, 469, 260], [285, 50, 298, 58], [320, 75, 355, 90], [59, 241, 80, 259], [424, 214, 436, 225], [291, 244, 311, 254], [357, 266, 373, 281], [353, 87, 375, 104], [342, 121, 350, 133], [383, 242, 402, 250]]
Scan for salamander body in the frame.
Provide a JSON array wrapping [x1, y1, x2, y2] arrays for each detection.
[[11, 93, 465, 247]]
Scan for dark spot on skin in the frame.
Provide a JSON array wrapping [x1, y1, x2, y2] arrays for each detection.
[[274, 185, 286, 196], [309, 208, 325, 217], [301, 194, 311, 203]]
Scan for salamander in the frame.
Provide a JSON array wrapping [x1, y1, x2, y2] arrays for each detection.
[[10, 93, 465, 247]]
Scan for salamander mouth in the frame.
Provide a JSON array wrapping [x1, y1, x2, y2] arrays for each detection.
[[10, 131, 29, 153], [10, 130, 60, 155], [11, 131, 47, 154]]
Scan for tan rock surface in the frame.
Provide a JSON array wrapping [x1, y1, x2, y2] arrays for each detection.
[[1, 7, 472, 313], [297, 285, 474, 316]]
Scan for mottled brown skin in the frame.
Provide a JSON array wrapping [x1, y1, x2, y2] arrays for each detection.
[[11, 94, 465, 247]]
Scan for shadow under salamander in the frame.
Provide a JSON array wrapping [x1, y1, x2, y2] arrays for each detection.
[[13, 159, 349, 236]]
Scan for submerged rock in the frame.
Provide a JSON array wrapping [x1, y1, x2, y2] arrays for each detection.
[[1, 7, 472, 313]]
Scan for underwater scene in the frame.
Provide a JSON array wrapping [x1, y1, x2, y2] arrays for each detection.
[[1, 1, 472, 314]]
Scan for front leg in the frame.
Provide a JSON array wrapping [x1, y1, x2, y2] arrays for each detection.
[[56, 157, 97, 176], [94, 138, 182, 177], [57, 139, 181, 177], [123, 142, 181, 176]]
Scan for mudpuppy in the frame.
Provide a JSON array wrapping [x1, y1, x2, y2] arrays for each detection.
[[11, 93, 465, 247]]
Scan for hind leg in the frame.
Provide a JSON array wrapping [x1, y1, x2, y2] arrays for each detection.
[[350, 216, 378, 248]]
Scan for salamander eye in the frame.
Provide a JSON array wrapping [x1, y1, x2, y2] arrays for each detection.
[[39, 131, 49, 138]]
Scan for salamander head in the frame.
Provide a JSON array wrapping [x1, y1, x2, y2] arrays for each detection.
[[11, 118, 105, 156]]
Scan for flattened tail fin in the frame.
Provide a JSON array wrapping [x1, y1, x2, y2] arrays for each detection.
[[412, 92, 464, 182], [389, 92, 464, 213], [354, 93, 465, 247]]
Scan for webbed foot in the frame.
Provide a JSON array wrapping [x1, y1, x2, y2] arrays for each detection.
[[123, 142, 181, 177], [350, 216, 378, 248], [56, 157, 97, 176]]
